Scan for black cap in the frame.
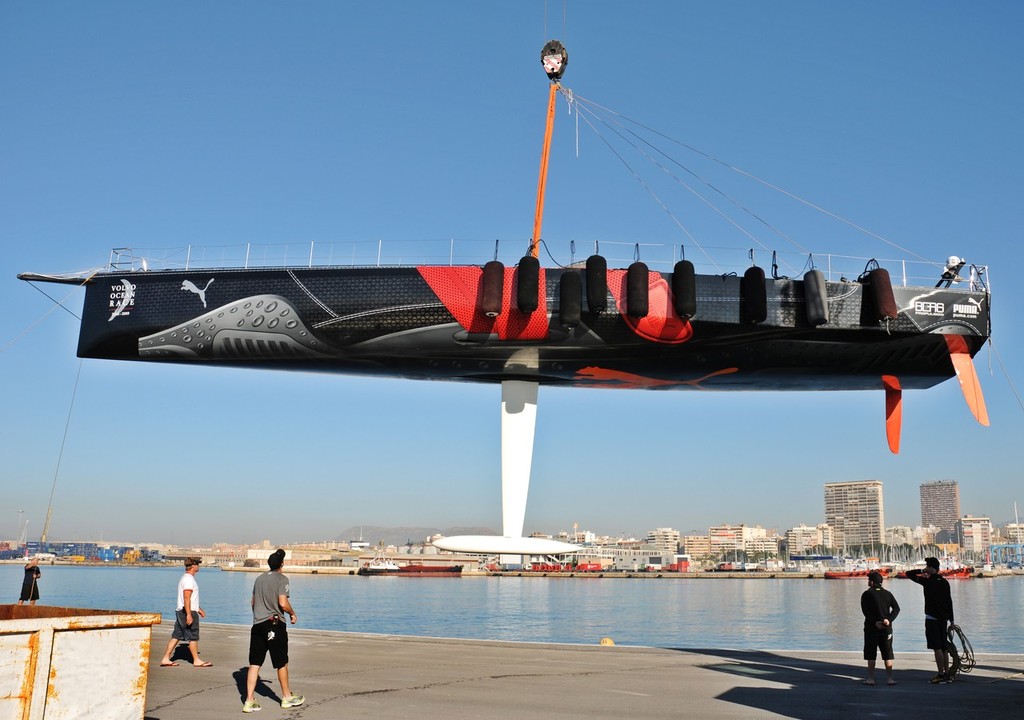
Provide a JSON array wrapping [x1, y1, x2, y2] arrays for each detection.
[[868, 571, 884, 586], [925, 557, 940, 570]]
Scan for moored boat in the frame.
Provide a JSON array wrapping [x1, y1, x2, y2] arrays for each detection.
[[895, 566, 975, 579], [397, 564, 464, 575], [357, 560, 463, 576], [823, 568, 890, 580]]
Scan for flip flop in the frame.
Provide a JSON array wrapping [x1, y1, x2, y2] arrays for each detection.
[[887, 680, 897, 686], [860, 679, 875, 685], [194, 661, 213, 668], [159, 662, 179, 667]]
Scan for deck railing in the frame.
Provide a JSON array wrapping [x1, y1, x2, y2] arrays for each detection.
[[106, 240, 989, 291]]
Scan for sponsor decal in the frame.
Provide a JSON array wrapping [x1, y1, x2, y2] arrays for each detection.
[[181, 278, 215, 308], [952, 297, 983, 319], [108, 279, 136, 321], [913, 300, 945, 317]]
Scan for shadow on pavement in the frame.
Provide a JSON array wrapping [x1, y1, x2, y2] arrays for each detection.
[[674, 648, 1023, 720]]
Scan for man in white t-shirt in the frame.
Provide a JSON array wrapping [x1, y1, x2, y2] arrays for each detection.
[[158, 557, 211, 667]]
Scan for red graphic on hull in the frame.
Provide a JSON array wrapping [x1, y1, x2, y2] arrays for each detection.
[[418, 266, 693, 344], [417, 266, 548, 341], [574, 367, 739, 389], [606, 269, 693, 343]]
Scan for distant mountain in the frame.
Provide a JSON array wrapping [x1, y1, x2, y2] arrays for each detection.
[[335, 526, 497, 548]]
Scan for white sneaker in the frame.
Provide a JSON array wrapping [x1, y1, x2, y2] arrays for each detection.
[[281, 694, 305, 709]]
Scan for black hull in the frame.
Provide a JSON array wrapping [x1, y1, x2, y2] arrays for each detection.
[[52, 264, 988, 392]]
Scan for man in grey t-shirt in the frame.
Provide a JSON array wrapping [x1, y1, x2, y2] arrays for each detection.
[[242, 549, 304, 713]]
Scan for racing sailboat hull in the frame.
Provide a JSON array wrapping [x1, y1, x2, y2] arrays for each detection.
[[40, 263, 988, 393]]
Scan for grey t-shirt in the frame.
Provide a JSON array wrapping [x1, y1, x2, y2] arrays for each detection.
[[251, 570, 290, 624]]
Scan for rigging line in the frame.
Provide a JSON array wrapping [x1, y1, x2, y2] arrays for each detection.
[[568, 102, 722, 273], [567, 94, 934, 265], [40, 357, 84, 546], [2, 278, 91, 354], [987, 337, 1024, 413], [27, 282, 83, 320], [571, 93, 810, 259], [543, 0, 567, 42], [569, 96, 803, 276]]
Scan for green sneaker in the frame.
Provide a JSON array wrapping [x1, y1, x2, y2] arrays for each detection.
[[242, 699, 261, 713], [281, 694, 305, 708]]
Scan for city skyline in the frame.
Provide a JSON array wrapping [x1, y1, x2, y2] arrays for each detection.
[[4, 3, 1023, 546], [4, 476, 1016, 551]]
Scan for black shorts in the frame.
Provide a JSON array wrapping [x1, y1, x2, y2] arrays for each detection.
[[924, 619, 948, 650], [171, 609, 200, 642], [864, 629, 894, 661], [249, 617, 289, 669]]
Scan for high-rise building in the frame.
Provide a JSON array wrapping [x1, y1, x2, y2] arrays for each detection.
[[824, 481, 885, 549], [920, 480, 960, 539]]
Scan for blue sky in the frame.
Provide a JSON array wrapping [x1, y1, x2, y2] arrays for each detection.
[[2, 2, 1022, 546]]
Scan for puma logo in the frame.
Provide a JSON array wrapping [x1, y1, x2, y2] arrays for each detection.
[[181, 278, 215, 308]]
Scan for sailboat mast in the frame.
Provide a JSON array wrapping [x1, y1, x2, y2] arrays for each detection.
[[531, 41, 568, 258]]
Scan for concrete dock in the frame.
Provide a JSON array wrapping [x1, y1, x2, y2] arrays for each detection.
[[145, 623, 1023, 719]]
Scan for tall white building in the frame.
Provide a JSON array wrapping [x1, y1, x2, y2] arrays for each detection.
[[824, 481, 885, 549], [786, 525, 820, 556], [956, 515, 992, 554], [646, 528, 681, 554], [786, 524, 834, 556], [682, 534, 711, 558], [1005, 523, 1024, 544], [708, 524, 769, 557]]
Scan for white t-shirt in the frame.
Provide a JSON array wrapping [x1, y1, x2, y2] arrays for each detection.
[[176, 572, 199, 611]]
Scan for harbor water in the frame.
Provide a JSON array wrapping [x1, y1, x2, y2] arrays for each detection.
[[3, 565, 1021, 653]]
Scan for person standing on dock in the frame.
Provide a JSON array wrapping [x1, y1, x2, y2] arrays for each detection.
[[243, 548, 304, 713], [906, 557, 955, 683], [158, 557, 211, 667], [860, 570, 900, 685], [16, 558, 41, 605]]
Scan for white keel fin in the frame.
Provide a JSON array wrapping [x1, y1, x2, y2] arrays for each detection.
[[501, 379, 538, 540]]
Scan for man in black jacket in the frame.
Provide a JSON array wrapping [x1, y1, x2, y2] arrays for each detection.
[[860, 570, 900, 685], [906, 557, 955, 683]]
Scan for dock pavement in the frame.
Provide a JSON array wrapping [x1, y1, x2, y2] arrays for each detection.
[[145, 623, 1023, 719]]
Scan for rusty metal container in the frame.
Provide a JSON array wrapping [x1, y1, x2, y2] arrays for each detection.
[[0, 605, 161, 720]]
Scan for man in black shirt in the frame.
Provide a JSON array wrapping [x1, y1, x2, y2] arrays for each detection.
[[860, 570, 900, 685], [906, 556, 955, 683]]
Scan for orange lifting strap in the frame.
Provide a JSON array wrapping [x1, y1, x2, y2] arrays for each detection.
[[530, 82, 558, 258]]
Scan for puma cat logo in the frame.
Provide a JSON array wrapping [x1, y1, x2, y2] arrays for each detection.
[[181, 278, 215, 308]]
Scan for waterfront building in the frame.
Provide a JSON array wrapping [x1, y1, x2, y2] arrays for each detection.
[[885, 525, 915, 546], [785, 524, 834, 557], [920, 480, 960, 541], [745, 535, 780, 558], [646, 528, 681, 554], [956, 515, 993, 555], [823, 480, 885, 549], [913, 525, 939, 546], [708, 524, 768, 558], [785, 525, 819, 556], [682, 534, 711, 559], [1005, 523, 1024, 544], [571, 529, 597, 545], [578, 544, 671, 571]]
